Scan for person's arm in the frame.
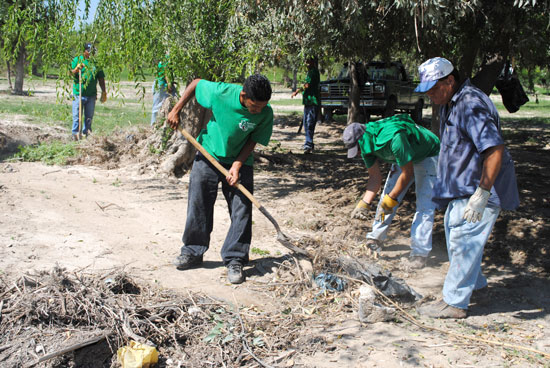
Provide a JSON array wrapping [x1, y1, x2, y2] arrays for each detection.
[[479, 145, 504, 190], [71, 64, 83, 75], [388, 161, 414, 200], [361, 160, 383, 204], [291, 82, 310, 98], [226, 138, 257, 187], [360, 161, 413, 204], [99, 77, 107, 102], [463, 144, 504, 222], [71, 60, 84, 75], [167, 78, 201, 129]]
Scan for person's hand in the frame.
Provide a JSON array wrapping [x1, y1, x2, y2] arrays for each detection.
[[351, 200, 370, 220], [463, 187, 491, 223], [376, 194, 398, 222], [77, 63, 84, 70], [291, 90, 299, 98], [100, 91, 107, 103], [226, 162, 242, 187], [167, 84, 173, 93], [166, 108, 180, 130]]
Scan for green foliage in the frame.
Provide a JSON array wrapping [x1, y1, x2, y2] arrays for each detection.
[[13, 141, 77, 165], [250, 247, 270, 256], [92, 0, 260, 91], [160, 125, 174, 151], [1, 0, 80, 93]]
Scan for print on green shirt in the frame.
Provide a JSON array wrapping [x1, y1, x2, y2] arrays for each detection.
[[194, 80, 274, 166]]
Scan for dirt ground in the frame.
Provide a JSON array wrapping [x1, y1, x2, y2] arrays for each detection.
[[1, 78, 550, 367]]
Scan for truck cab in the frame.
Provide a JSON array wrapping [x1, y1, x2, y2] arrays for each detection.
[[320, 61, 427, 123]]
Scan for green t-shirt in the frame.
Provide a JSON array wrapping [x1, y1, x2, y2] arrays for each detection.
[[155, 60, 168, 90], [71, 56, 105, 97], [359, 114, 440, 168], [302, 67, 320, 106], [195, 80, 274, 166]]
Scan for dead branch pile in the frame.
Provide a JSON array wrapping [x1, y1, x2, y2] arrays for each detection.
[[0, 266, 328, 367]]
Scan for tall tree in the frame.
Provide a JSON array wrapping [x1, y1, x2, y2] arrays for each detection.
[[1, 0, 79, 95]]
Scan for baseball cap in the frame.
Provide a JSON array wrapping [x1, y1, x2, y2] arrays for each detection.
[[342, 123, 366, 158], [414, 57, 454, 92], [84, 42, 93, 52]]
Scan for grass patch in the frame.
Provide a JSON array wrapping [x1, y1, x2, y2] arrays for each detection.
[[13, 141, 78, 165], [269, 99, 303, 106], [250, 247, 270, 256], [0, 98, 151, 134], [0, 99, 72, 125]]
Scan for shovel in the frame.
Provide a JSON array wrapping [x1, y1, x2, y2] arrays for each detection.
[[175, 125, 310, 258]]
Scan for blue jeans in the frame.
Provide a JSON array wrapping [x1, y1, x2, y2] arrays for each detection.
[[72, 95, 96, 135], [442, 198, 500, 309], [180, 153, 253, 265], [303, 105, 317, 149], [367, 156, 438, 257], [151, 83, 176, 125]]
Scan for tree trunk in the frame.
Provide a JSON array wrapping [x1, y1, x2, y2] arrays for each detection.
[[282, 69, 290, 88], [292, 68, 297, 92], [471, 54, 506, 96], [13, 44, 26, 95], [527, 68, 535, 93], [150, 96, 211, 176], [7, 61, 12, 90], [347, 61, 363, 125]]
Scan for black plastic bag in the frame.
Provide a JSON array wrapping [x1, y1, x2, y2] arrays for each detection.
[[495, 63, 529, 113]]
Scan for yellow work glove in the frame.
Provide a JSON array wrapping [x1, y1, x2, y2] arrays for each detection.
[[100, 91, 107, 103], [350, 200, 370, 220], [377, 194, 398, 222]]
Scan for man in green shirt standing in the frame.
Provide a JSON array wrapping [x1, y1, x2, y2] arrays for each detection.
[[70, 42, 107, 139], [166, 74, 273, 284], [151, 53, 177, 125], [292, 57, 320, 153], [343, 114, 440, 269]]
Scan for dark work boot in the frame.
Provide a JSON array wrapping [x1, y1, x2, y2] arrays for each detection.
[[173, 254, 203, 270], [227, 263, 245, 284]]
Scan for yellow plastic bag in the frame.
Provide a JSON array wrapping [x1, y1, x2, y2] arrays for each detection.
[[117, 340, 159, 368]]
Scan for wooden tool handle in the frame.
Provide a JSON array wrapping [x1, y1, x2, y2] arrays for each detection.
[[176, 125, 262, 209]]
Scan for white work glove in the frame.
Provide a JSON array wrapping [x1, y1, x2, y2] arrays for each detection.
[[351, 200, 370, 220], [463, 187, 491, 223]]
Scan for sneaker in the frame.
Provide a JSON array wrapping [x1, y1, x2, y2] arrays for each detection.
[[227, 263, 245, 284], [401, 255, 427, 270], [173, 253, 203, 270], [71, 134, 79, 141], [303, 147, 313, 154], [366, 239, 382, 253], [417, 299, 467, 319]]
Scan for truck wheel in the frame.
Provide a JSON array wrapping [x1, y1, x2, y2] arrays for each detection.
[[323, 108, 333, 121], [412, 100, 424, 123], [383, 97, 397, 118]]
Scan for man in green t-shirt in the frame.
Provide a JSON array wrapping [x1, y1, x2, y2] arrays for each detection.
[[292, 57, 320, 153], [70, 42, 107, 139], [343, 114, 440, 269], [151, 53, 177, 125], [166, 74, 273, 284]]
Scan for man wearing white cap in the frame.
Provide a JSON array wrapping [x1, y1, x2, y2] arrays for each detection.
[[343, 114, 440, 269], [415, 57, 519, 318]]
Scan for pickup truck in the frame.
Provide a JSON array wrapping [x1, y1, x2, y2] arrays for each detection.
[[320, 61, 427, 123]]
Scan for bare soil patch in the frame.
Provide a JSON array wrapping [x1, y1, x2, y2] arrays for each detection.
[[1, 80, 549, 367]]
